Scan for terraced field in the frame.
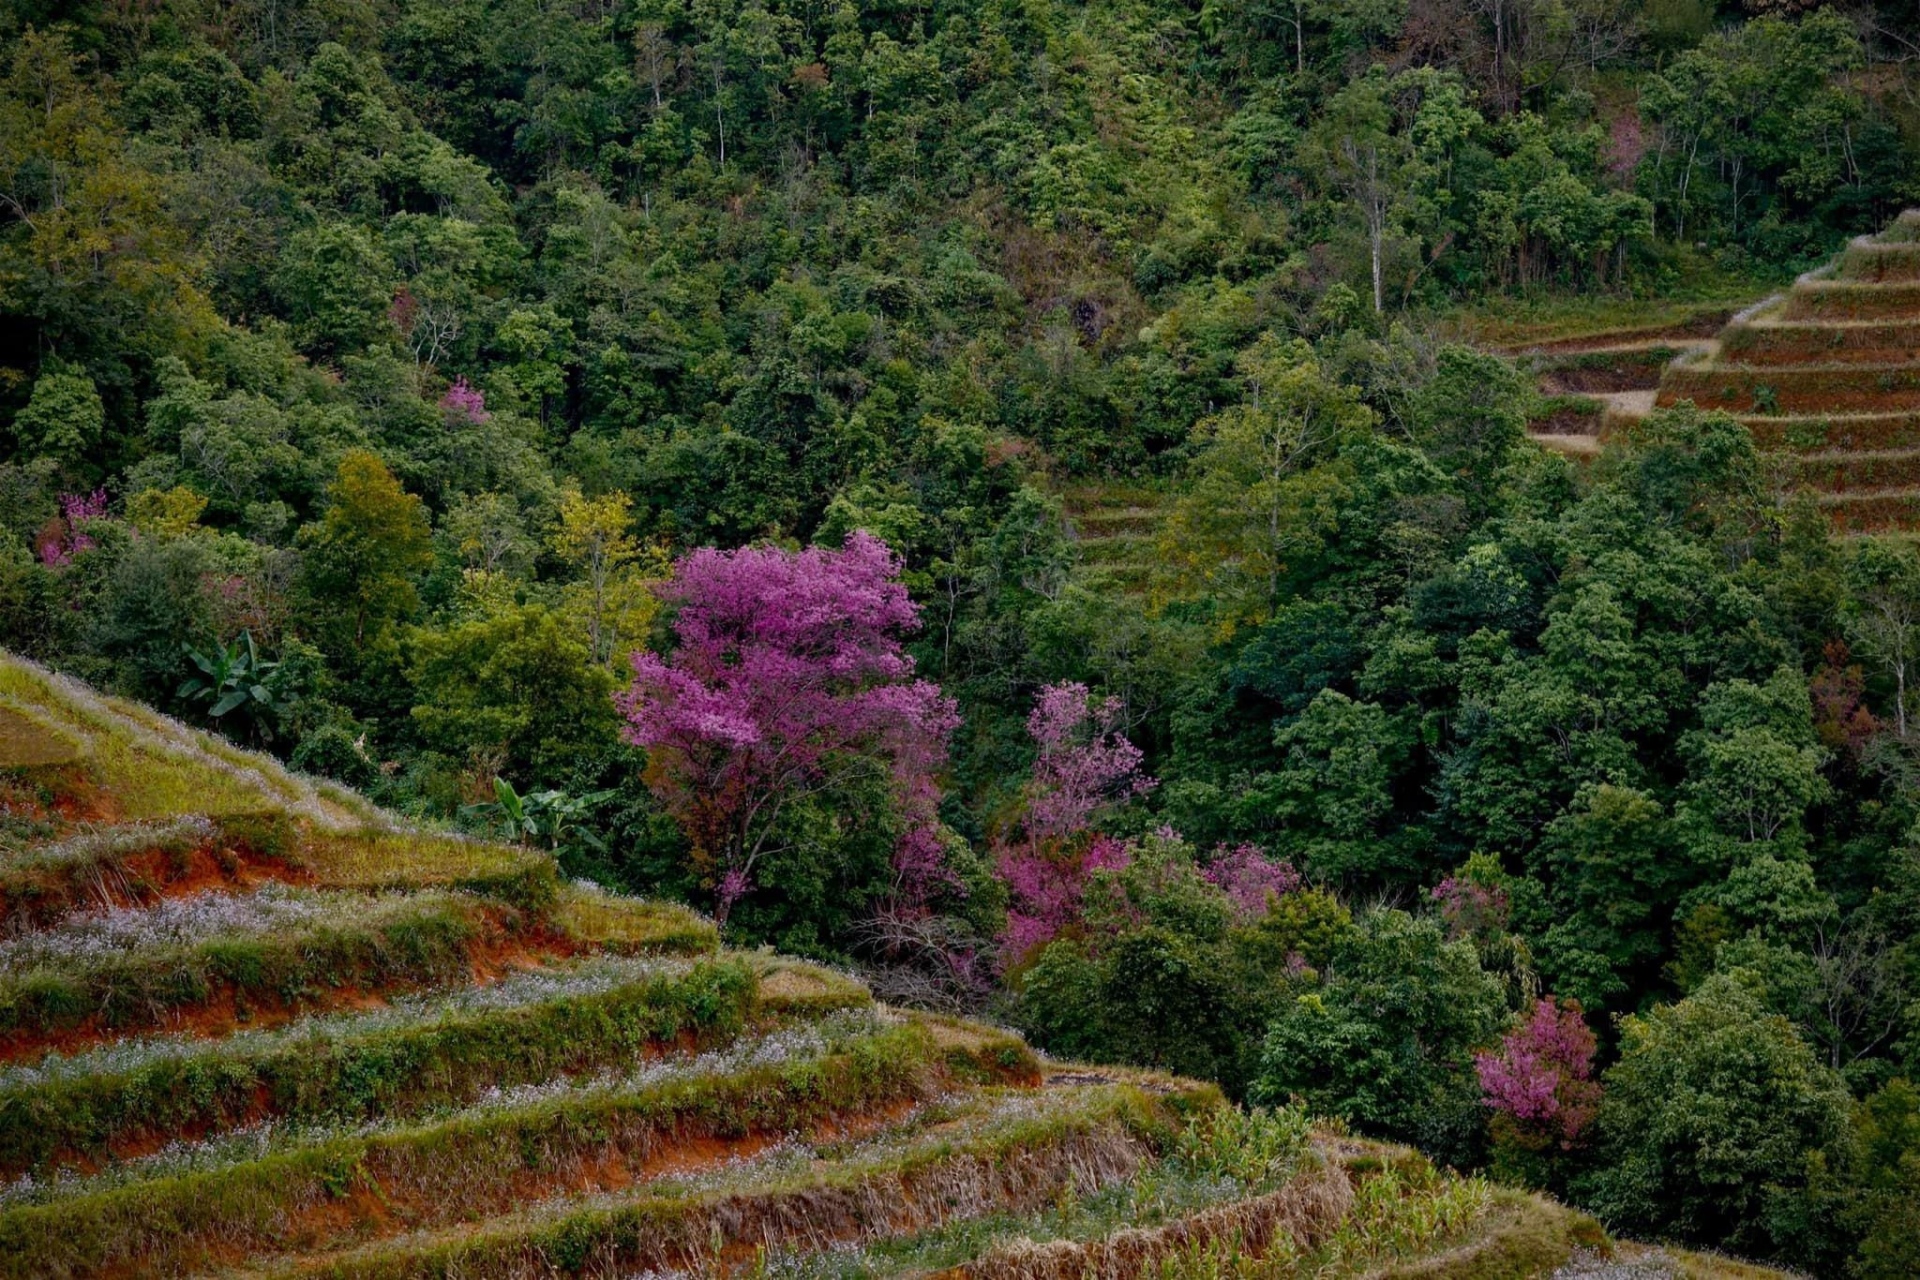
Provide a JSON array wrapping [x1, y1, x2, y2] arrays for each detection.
[[0, 651, 1785, 1279], [1657, 209, 1920, 531], [1059, 481, 1168, 595]]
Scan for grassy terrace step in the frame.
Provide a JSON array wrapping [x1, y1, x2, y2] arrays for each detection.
[[0, 658, 373, 830], [1784, 449, 1920, 493], [1740, 411, 1920, 453], [0, 886, 535, 1059], [231, 1081, 1184, 1280], [0, 816, 303, 932], [1660, 363, 1920, 415], [1780, 280, 1920, 322], [1529, 345, 1687, 394], [550, 880, 717, 956], [757, 1149, 1354, 1280], [1839, 240, 1920, 283], [951, 1153, 1533, 1280], [1872, 210, 1920, 244], [1715, 323, 1920, 366], [0, 1014, 1035, 1279], [0, 817, 567, 931], [1819, 488, 1920, 534], [0, 955, 756, 1178]]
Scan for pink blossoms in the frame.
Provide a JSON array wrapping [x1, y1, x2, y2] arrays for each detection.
[[619, 532, 958, 927], [1475, 997, 1602, 1147], [996, 681, 1156, 965]]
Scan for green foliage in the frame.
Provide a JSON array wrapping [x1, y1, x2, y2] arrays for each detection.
[[0, 2, 1914, 1264], [11, 365, 104, 467], [408, 601, 616, 782], [1582, 974, 1855, 1266], [177, 632, 283, 739], [298, 450, 433, 655], [1254, 910, 1507, 1165]]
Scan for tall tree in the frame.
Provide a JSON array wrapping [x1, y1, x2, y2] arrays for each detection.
[[620, 532, 959, 926]]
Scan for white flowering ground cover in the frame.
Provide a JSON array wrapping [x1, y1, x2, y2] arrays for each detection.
[[0, 883, 345, 971], [0, 952, 701, 1090]]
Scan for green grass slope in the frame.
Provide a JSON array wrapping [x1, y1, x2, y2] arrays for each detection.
[[0, 651, 1792, 1280]]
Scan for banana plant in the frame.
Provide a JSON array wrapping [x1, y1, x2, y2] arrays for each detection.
[[469, 777, 610, 852], [178, 633, 283, 739]]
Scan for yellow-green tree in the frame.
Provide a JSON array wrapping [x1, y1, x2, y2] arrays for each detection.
[[552, 487, 664, 668], [298, 450, 432, 650], [1157, 336, 1373, 633]]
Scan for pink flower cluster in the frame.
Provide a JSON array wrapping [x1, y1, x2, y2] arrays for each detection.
[[1024, 682, 1157, 843], [620, 532, 959, 925], [996, 682, 1161, 965], [1475, 998, 1601, 1145], [38, 490, 109, 568], [441, 377, 491, 424], [1203, 843, 1302, 919], [998, 835, 1131, 963]]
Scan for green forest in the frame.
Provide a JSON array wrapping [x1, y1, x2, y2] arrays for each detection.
[[3, 0, 1920, 1272]]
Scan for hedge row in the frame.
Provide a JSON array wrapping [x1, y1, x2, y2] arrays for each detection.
[[0, 956, 757, 1177]]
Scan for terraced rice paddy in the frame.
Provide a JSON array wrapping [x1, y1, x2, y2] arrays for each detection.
[[0, 649, 1713, 1278], [1657, 209, 1920, 531]]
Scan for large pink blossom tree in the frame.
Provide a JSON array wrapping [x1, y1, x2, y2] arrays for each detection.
[[619, 532, 959, 927]]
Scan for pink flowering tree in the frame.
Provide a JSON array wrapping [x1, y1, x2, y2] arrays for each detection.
[[37, 490, 109, 568], [440, 377, 491, 424], [996, 682, 1156, 965], [619, 532, 959, 928], [1433, 863, 1512, 941], [1202, 843, 1302, 920], [1475, 997, 1602, 1150]]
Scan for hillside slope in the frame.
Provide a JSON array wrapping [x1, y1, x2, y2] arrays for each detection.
[[0, 651, 1781, 1280], [1658, 210, 1920, 532]]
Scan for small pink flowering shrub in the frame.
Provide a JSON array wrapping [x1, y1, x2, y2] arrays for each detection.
[[440, 377, 491, 424], [37, 490, 109, 568], [1475, 996, 1601, 1148], [995, 682, 1155, 966], [1433, 871, 1510, 940], [1203, 843, 1302, 920]]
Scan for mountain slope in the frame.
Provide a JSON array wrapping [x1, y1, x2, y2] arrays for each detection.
[[0, 651, 1774, 1280]]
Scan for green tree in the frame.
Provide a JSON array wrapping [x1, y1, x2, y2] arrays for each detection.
[[1159, 337, 1372, 630], [298, 450, 432, 651], [1583, 973, 1855, 1265], [12, 363, 104, 466], [1254, 909, 1507, 1161], [409, 601, 617, 782]]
